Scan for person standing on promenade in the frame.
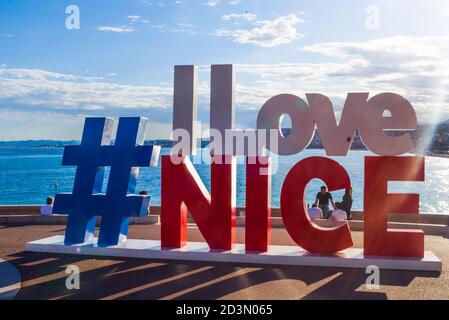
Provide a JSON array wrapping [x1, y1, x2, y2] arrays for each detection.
[[341, 187, 353, 220], [314, 186, 335, 219], [139, 190, 151, 215]]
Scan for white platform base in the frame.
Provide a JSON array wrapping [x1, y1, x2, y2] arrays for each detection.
[[26, 236, 442, 272]]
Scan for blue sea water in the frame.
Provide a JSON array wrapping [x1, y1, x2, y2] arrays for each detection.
[[0, 147, 448, 213]]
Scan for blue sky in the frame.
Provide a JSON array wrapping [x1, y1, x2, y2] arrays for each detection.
[[0, 0, 449, 140]]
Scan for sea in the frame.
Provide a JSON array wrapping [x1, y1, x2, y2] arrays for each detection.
[[0, 147, 448, 214]]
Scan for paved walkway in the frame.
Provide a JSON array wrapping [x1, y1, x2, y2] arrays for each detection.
[[0, 257, 21, 300], [0, 224, 448, 300]]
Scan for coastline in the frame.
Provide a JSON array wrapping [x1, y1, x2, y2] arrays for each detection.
[[0, 145, 448, 158]]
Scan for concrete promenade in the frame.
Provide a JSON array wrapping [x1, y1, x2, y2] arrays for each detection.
[[2, 205, 449, 235], [1, 223, 449, 300]]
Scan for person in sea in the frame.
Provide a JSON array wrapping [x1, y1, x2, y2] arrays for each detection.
[[307, 203, 323, 220], [329, 202, 347, 222], [40, 196, 54, 216], [314, 186, 335, 219], [341, 187, 353, 220]]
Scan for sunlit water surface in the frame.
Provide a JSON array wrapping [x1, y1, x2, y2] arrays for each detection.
[[0, 147, 448, 213]]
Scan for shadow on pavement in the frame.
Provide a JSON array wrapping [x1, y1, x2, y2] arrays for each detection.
[[5, 251, 441, 300]]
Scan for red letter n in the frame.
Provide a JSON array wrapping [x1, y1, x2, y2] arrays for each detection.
[[245, 157, 271, 253], [161, 155, 236, 250]]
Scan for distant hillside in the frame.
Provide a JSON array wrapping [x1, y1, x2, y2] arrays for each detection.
[[0, 140, 79, 148], [0, 139, 201, 149]]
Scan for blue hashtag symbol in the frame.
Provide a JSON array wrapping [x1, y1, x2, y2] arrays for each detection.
[[53, 117, 160, 247]]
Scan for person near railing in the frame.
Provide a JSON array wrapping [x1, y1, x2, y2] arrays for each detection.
[[40, 196, 54, 216]]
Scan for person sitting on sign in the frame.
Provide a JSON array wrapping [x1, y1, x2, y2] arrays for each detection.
[[314, 186, 335, 219], [40, 196, 54, 216], [329, 202, 347, 222], [308, 203, 323, 220]]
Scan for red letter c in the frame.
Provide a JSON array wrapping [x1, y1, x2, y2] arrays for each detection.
[[281, 157, 353, 254]]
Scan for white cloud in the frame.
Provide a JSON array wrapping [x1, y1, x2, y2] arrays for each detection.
[[302, 36, 449, 63], [0, 109, 86, 140], [0, 109, 173, 140], [97, 26, 135, 33], [222, 13, 257, 22], [215, 14, 305, 47], [225, 36, 449, 123], [177, 23, 195, 28], [0, 66, 173, 112], [128, 15, 142, 23], [228, 0, 240, 5], [1, 36, 448, 140], [205, 0, 221, 7], [128, 15, 150, 25], [81, 105, 105, 111]]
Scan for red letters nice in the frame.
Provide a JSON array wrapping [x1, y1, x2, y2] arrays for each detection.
[[162, 64, 425, 258]]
